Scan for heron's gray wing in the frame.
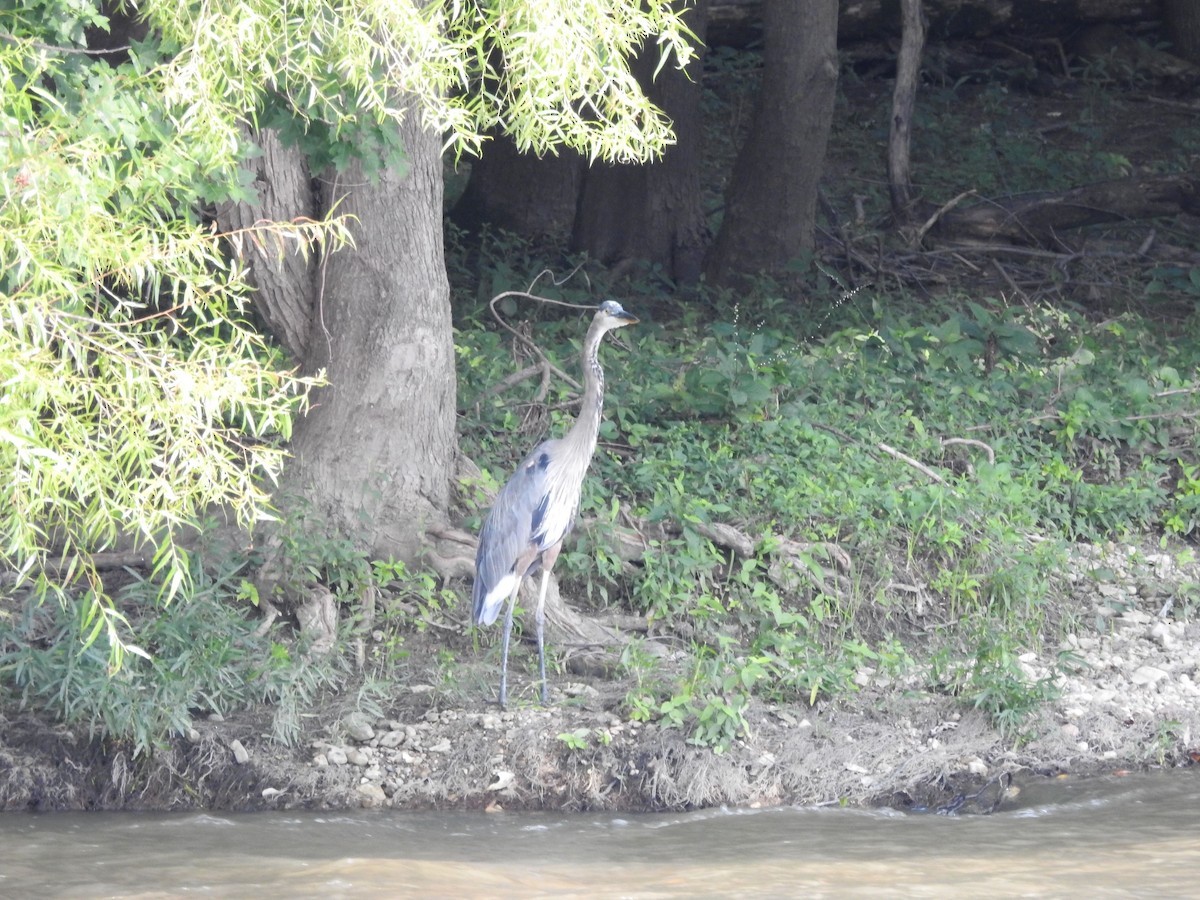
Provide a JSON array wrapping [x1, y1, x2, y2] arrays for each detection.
[[472, 442, 556, 625]]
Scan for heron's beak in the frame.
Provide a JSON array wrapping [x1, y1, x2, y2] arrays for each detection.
[[617, 311, 639, 325]]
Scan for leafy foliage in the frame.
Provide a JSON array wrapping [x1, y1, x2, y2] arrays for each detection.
[[1, 0, 700, 674], [455, 245, 1200, 745]]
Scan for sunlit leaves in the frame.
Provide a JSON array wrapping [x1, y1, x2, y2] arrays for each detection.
[[0, 33, 339, 665]]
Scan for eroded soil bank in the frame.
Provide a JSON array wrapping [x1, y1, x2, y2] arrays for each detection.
[[3, 540, 1198, 815]]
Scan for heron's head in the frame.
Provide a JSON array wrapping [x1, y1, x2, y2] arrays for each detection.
[[595, 300, 639, 329]]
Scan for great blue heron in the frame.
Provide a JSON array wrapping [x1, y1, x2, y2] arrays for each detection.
[[472, 300, 639, 706]]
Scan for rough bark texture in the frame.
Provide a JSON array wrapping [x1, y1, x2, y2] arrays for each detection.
[[216, 129, 317, 361], [933, 174, 1200, 246], [450, 136, 584, 241], [284, 113, 456, 561], [708, 0, 1160, 46], [1164, 0, 1200, 64], [569, 0, 710, 283], [888, 0, 927, 223], [705, 0, 839, 285]]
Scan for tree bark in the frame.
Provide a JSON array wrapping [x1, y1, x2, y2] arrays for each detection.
[[216, 129, 317, 361], [569, 0, 710, 283], [1164, 0, 1200, 64], [450, 135, 584, 242], [889, 0, 927, 224], [282, 112, 456, 561], [705, 0, 839, 285]]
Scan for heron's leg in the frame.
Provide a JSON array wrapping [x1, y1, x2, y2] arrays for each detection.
[[535, 568, 551, 705], [499, 582, 520, 708]]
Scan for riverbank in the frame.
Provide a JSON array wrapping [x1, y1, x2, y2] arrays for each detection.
[[3, 538, 1197, 814]]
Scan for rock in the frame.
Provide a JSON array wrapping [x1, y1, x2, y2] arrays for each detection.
[[185, 728, 201, 743], [356, 783, 387, 808], [346, 748, 370, 767], [1130, 665, 1169, 686], [344, 715, 376, 743], [326, 746, 348, 766], [561, 682, 599, 699], [487, 771, 515, 792], [966, 757, 988, 776], [229, 740, 249, 765], [1061, 723, 1080, 740], [379, 730, 406, 749], [1119, 609, 1151, 626], [427, 738, 452, 754], [1149, 621, 1174, 649], [207, 712, 225, 723], [479, 715, 502, 731]]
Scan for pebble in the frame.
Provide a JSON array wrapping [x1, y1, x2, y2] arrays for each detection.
[[229, 740, 249, 765], [344, 716, 376, 743], [1130, 665, 1169, 686], [379, 730, 406, 749], [326, 746, 348, 766], [346, 748, 370, 767]]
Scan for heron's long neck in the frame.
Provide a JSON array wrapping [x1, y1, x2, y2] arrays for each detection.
[[561, 320, 609, 467]]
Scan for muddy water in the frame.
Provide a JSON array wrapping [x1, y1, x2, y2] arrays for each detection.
[[2, 773, 1198, 898]]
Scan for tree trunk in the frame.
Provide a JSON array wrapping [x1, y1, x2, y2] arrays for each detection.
[[569, 0, 710, 283], [450, 135, 584, 242], [216, 129, 317, 361], [889, 0, 927, 224], [284, 112, 456, 561], [1165, 0, 1200, 64], [705, 0, 839, 285], [708, 0, 1159, 46]]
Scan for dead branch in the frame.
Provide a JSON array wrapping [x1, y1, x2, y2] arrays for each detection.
[[941, 437, 997, 466], [932, 174, 1200, 248], [878, 441, 952, 486]]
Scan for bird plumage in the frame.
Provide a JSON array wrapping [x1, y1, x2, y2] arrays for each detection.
[[471, 300, 638, 706]]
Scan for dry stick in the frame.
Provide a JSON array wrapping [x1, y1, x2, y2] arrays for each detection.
[[941, 437, 996, 466], [488, 289, 591, 392], [878, 441, 950, 486], [990, 258, 1027, 302], [476, 362, 547, 406], [913, 189, 977, 247]]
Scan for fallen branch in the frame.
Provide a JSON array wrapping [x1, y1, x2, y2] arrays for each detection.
[[933, 174, 1200, 248], [941, 437, 996, 466], [878, 441, 951, 486]]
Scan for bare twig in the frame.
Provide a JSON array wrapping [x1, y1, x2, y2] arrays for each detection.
[[914, 189, 977, 247], [941, 437, 996, 465], [878, 441, 950, 486]]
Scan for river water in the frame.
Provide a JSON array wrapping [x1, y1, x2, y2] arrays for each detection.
[[2, 772, 1197, 898]]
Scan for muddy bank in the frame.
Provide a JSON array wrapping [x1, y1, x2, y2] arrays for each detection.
[[3, 540, 1198, 815]]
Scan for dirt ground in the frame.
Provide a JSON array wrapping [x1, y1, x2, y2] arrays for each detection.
[[3, 535, 1199, 816], [4, 27, 1200, 816]]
